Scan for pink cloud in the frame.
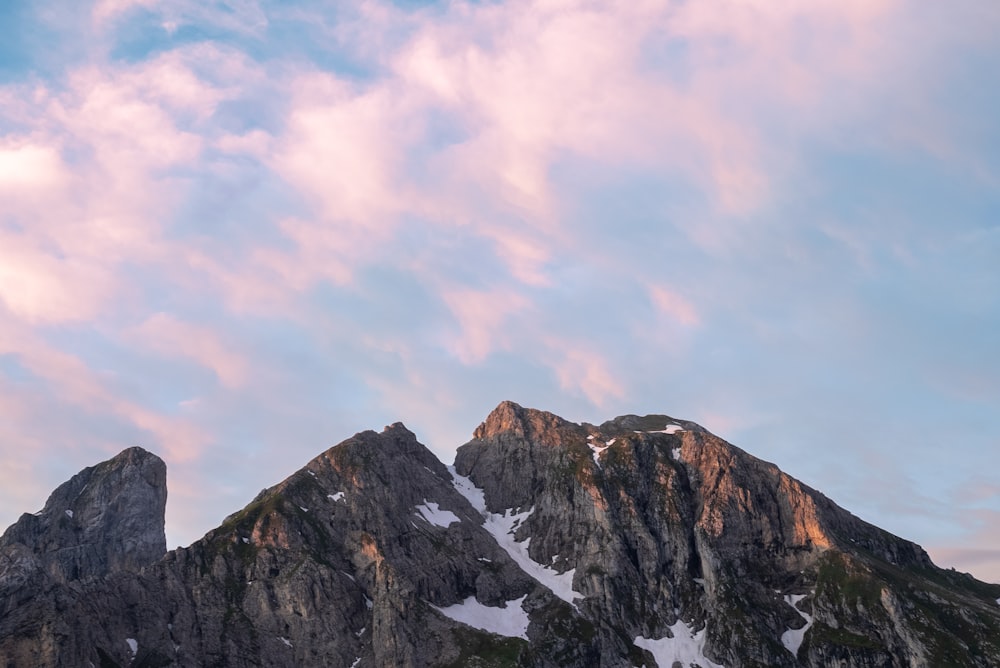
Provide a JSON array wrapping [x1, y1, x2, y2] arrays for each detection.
[[130, 313, 250, 389], [648, 285, 700, 327], [0, 141, 67, 190], [0, 320, 210, 462], [272, 76, 409, 225], [196, 0, 923, 303], [929, 507, 1000, 584], [545, 339, 625, 407], [91, 0, 159, 26], [0, 49, 232, 324], [440, 288, 532, 364], [0, 242, 118, 324]]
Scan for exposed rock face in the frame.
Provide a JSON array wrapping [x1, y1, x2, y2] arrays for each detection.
[[0, 446, 167, 666], [2, 403, 999, 667], [0, 445, 167, 586], [454, 402, 1000, 667]]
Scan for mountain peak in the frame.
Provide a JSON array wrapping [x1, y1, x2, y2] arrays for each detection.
[[473, 400, 582, 444], [0, 446, 166, 586], [4, 409, 1000, 667], [473, 400, 528, 438]]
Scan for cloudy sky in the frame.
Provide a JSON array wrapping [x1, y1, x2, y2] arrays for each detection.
[[1, 0, 998, 581]]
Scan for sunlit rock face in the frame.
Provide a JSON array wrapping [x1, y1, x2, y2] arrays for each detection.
[[2, 402, 999, 667]]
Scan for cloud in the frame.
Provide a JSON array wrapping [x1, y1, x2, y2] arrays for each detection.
[[130, 313, 250, 388], [0, 237, 119, 324], [0, 47, 233, 326], [547, 340, 625, 407], [439, 287, 532, 364], [173, 0, 937, 306], [648, 285, 700, 327], [92, 0, 157, 26], [0, 142, 67, 190], [0, 319, 211, 461], [272, 75, 411, 226], [929, 507, 1000, 584], [1, 0, 997, 563]]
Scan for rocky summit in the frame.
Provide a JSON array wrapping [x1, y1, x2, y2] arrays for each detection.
[[1, 402, 999, 667]]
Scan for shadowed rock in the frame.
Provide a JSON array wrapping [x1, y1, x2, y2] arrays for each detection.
[[2, 406, 999, 667], [0, 446, 167, 584]]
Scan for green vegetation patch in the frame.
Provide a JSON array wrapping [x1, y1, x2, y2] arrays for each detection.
[[816, 552, 883, 607], [435, 628, 527, 668]]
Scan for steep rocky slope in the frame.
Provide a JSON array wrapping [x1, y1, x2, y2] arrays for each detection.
[[1, 402, 998, 667]]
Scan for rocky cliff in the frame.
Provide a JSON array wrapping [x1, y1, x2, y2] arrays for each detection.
[[1, 402, 998, 667]]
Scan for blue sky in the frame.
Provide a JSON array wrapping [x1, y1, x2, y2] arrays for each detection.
[[1, 0, 998, 582]]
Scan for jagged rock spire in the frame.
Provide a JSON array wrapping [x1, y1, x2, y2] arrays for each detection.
[[0, 446, 167, 583]]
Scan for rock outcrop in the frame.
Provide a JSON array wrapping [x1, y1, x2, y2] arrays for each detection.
[[0, 446, 167, 665], [1, 403, 998, 667], [0, 445, 167, 586]]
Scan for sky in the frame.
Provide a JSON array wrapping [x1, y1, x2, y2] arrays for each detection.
[[0, 0, 998, 583]]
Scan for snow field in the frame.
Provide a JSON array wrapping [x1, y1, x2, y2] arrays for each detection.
[[780, 593, 814, 656], [448, 467, 582, 607], [634, 619, 725, 668], [433, 595, 530, 640], [414, 500, 460, 527]]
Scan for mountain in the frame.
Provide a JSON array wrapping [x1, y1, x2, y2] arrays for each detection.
[[1, 401, 998, 667]]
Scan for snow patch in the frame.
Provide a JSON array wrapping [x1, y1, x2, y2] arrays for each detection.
[[350, 658, 361, 668], [671, 446, 682, 460], [299, 506, 309, 512], [449, 468, 486, 512], [780, 594, 814, 657], [449, 468, 582, 607], [65, 509, 73, 518], [589, 440, 612, 466], [329, 492, 345, 502], [634, 619, 724, 668], [650, 424, 684, 435], [307, 470, 316, 477], [125, 638, 137, 655], [415, 500, 460, 527], [434, 596, 530, 640], [280, 636, 292, 648]]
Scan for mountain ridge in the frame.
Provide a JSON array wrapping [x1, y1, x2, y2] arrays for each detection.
[[1, 401, 998, 667]]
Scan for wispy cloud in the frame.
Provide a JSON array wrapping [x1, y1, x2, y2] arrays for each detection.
[[0, 0, 997, 582]]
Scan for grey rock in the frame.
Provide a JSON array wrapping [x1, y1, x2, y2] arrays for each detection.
[[2, 403, 999, 667], [0, 445, 167, 585]]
